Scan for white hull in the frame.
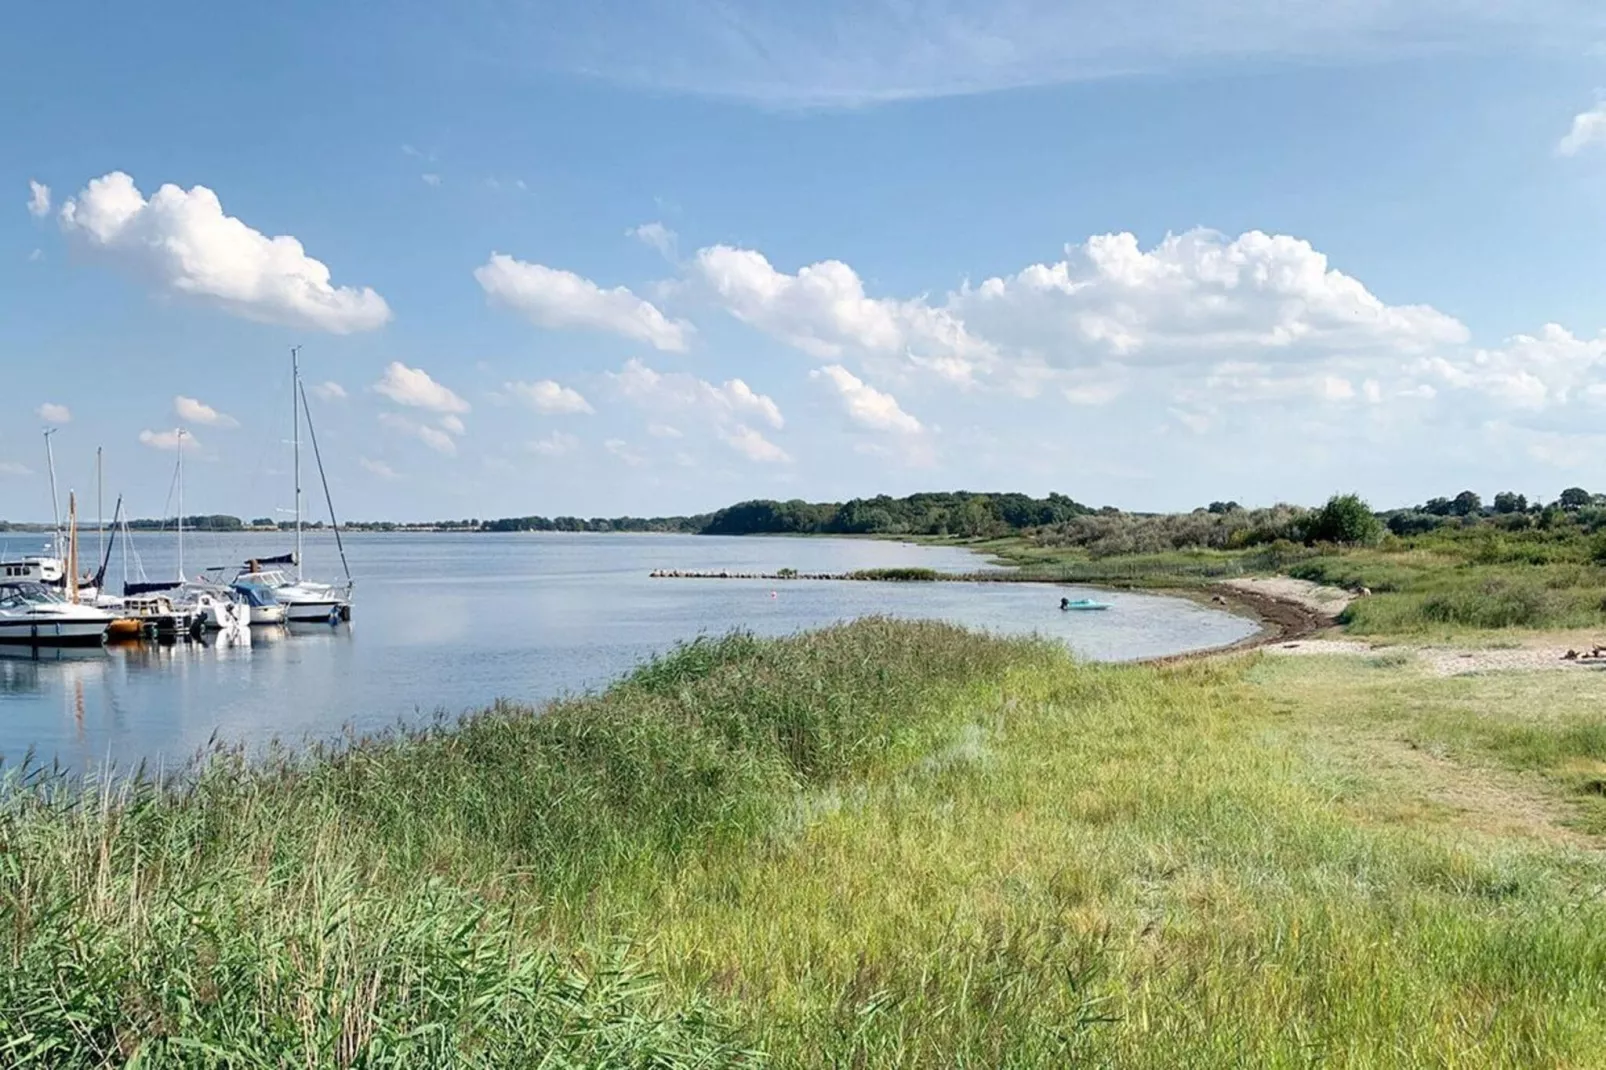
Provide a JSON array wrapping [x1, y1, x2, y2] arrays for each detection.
[[282, 598, 344, 623], [247, 602, 288, 625], [0, 617, 108, 646]]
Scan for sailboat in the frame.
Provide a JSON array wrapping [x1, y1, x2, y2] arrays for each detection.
[[0, 430, 100, 600], [234, 346, 353, 624]]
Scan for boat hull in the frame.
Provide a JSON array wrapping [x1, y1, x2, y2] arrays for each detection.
[[247, 603, 288, 625], [281, 598, 345, 623], [0, 618, 109, 646]]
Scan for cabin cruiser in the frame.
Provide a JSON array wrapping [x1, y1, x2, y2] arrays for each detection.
[[0, 581, 113, 646], [232, 561, 348, 623]]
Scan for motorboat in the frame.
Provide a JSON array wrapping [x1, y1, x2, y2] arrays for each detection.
[[1060, 597, 1112, 611], [0, 581, 113, 646], [223, 576, 289, 625]]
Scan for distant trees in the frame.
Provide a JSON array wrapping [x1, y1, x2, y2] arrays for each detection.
[[1558, 487, 1592, 510], [1302, 494, 1383, 546], [1492, 492, 1527, 515]]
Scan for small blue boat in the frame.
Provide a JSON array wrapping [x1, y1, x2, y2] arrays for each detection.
[[1060, 597, 1112, 611]]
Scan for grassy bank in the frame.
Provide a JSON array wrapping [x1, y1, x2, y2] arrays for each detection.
[[6, 620, 1606, 1065]]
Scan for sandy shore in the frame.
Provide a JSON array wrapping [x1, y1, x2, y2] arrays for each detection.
[[1266, 636, 1606, 676], [1218, 576, 1356, 618]]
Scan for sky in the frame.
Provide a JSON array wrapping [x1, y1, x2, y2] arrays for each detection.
[[6, 1, 1606, 522]]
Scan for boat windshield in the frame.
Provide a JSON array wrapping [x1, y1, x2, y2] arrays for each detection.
[[232, 583, 280, 608], [0, 582, 64, 609]]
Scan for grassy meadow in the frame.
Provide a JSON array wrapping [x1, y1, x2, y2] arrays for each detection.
[[5, 619, 1605, 1066]]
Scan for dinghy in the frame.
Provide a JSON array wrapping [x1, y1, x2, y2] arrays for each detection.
[[1060, 597, 1112, 611]]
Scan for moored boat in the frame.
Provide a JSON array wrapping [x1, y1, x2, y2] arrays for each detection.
[[0, 581, 113, 646]]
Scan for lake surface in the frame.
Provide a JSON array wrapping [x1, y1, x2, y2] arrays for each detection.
[[0, 532, 1257, 772]]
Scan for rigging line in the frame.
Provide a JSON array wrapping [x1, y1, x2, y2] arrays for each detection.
[[298, 379, 352, 586]]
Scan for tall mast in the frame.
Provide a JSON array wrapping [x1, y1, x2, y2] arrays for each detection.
[[43, 429, 62, 559], [176, 428, 185, 583], [292, 344, 303, 582], [67, 492, 78, 603], [96, 446, 104, 570]]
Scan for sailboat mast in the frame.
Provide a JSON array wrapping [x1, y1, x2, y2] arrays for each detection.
[[176, 428, 185, 582], [67, 492, 78, 603], [292, 345, 303, 582], [96, 446, 104, 570], [43, 429, 62, 559]]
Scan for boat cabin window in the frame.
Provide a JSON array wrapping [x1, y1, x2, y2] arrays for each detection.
[[0, 582, 60, 609]]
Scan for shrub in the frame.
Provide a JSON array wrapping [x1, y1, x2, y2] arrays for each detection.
[[1303, 494, 1383, 546]]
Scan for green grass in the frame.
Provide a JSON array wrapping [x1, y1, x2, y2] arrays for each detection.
[[6, 621, 1606, 1066]]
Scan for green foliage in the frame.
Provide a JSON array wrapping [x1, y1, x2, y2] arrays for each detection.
[[1302, 494, 1384, 546], [845, 567, 941, 581], [0, 621, 1025, 1067]]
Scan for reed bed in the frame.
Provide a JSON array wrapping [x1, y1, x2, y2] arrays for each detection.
[[4, 619, 1605, 1066]]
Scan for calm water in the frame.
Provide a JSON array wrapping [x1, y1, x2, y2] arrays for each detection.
[[0, 532, 1257, 771]]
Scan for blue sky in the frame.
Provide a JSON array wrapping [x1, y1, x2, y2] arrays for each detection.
[[6, 0, 1606, 521]]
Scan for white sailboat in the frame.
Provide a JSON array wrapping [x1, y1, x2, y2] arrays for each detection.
[[235, 347, 352, 624], [0, 430, 100, 601]]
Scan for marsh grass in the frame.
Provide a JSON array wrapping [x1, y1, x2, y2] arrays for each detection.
[[5, 621, 1606, 1067]]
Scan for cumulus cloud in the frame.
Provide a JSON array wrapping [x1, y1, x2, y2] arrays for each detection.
[[421, 173, 442, 187], [609, 358, 783, 428], [26, 180, 50, 218], [528, 430, 581, 457], [58, 171, 391, 333], [692, 244, 993, 379], [174, 395, 239, 427], [360, 457, 401, 479], [311, 380, 347, 401], [138, 428, 200, 452], [438, 414, 467, 435], [475, 254, 692, 351], [505, 379, 595, 414], [719, 425, 791, 463], [373, 362, 470, 414], [810, 364, 922, 433], [1558, 101, 1606, 156], [35, 402, 70, 423], [628, 222, 678, 259], [379, 412, 457, 454], [953, 229, 1467, 368], [1416, 324, 1606, 412], [647, 422, 683, 438]]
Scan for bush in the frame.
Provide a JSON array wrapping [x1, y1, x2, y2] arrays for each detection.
[[1303, 494, 1383, 546]]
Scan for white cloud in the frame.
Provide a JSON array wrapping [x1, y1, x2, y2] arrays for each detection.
[[628, 222, 678, 259], [475, 253, 692, 351], [528, 430, 581, 457], [438, 414, 467, 435], [360, 457, 401, 479], [26, 180, 50, 218], [174, 395, 239, 427], [604, 438, 644, 466], [1415, 324, 1606, 412], [373, 362, 470, 414], [379, 412, 457, 455], [1558, 101, 1606, 156], [953, 229, 1467, 369], [692, 244, 993, 378], [609, 358, 784, 428], [647, 422, 683, 438], [809, 364, 922, 433], [312, 380, 348, 401], [138, 428, 200, 452], [58, 171, 391, 333], [505, 379, 595, 414], [35, 402, 70, 424], [0, 461, 31, 477], [421, 173, 442, 187], [28, 248, 42, 262], [719, 424, 791, 463]]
